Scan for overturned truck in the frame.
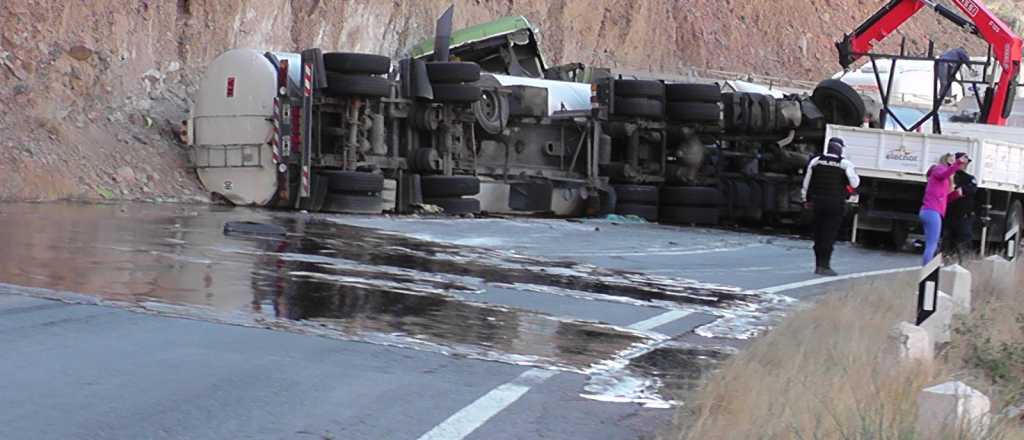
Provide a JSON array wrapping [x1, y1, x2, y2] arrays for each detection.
[[188, 11, 867, 225]]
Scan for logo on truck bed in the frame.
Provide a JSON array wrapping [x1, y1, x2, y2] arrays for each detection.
[[885, 145, 919, 162]]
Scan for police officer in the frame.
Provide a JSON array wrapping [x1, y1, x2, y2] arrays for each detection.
[[802, 137, 861, 276]]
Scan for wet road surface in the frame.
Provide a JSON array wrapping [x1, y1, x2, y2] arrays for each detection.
[[0, 203, 919, 439]]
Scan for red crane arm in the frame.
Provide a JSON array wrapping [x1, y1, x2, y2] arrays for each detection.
[[837, 0, 1022, 125], [958, 0, 1022, 125], [838, 0, 926, 68]]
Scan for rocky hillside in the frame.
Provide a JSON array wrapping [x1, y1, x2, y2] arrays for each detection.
[[0, 0, 1019, 201]]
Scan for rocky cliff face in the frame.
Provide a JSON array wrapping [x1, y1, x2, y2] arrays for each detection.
[[0, 0, 1018, 201]]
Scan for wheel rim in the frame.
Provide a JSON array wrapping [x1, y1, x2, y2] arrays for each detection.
[[473, 89, 506, 134]]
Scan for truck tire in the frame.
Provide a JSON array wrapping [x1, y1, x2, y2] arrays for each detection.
[[616, 203, 659, 221], [325, 73, 391, 98], [811, 79, 866, 127], [411, 148, 443, 173], [323, 52, 391, 75], [431, 84, 482, 103], [473, 88, 510, 135], [322, 170, 385, 193], [613, 98, 664, 119], [667, 102, 721, 122], [661, 206, 720, 225], [426, 62, 482, 84], [731, 181, 753, 208], [666, 84, 721, 103], [421, 176, 481, 198], [613, 184, 659, 205], [660, 186, 722, 206], [424, 197, 481, 214], [614, 80, 665, 98], [323, 194, 384, 214]]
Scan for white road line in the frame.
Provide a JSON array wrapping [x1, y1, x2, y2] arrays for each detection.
[[551, 243, 763, 258], [416, 368, 559, 440], [416, 309, 692, 440], [758, 266, 919, 294], [627, 310, 692, 331], [419, 267, 917, 440]]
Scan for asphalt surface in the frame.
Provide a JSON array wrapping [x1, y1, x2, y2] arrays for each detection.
[[0, 204, 921, 439]]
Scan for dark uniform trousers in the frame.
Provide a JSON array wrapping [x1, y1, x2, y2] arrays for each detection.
[[812, 198, 844, 269]]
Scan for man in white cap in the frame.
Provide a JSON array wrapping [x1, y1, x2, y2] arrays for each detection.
[[802, 137, 861, 276]]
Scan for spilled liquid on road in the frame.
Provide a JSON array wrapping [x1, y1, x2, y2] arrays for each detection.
[[0, 203, 793, 405]]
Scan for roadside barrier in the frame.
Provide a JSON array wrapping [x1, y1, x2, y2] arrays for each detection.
[[887, 255, 1016, 438]]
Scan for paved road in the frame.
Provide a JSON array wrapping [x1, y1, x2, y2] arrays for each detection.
[[0, 205, 920, 439]]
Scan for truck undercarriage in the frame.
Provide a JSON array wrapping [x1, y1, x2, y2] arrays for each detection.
[[188, 3, 1021, 252]]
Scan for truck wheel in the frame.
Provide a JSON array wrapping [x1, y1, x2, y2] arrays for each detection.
[[411, 148, 443, 173], [613, 98, 664, 119], [615, 203, 659, 221], [811, 79, 866, 127], [660, 206, 720, 225], [323, 194, 384, 214], [323, 52, 391, 75], [424, 197, 481, 215], [421, 176, 481, 198], [660, 186, 722, 206], [321, 170, 385, 193], [426, 62, 482, 84], [325, 73, 391, 98], [666, 84, 721, 103], [667, 102, 721, 122], [612, 184, 659, 205], [473, 88, 509, 135], [614, 80, 665, 99], [431, 84, 482, 103]]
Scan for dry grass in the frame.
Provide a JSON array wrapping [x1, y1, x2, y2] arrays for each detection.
[[671, 260, 1024, 440]]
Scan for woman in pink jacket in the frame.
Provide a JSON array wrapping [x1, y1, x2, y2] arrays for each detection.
[[919, 152, 970, 265]]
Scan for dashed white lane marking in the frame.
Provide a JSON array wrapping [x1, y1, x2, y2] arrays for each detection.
[[418, 266, 918, 439], [758, 266, 919, 294], [416, 368, 559, 440], [627, 310, 693, 331], [415, 309, 690, 440]]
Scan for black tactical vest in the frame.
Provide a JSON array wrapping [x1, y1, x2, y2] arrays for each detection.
[[808, 155, 848, 202]]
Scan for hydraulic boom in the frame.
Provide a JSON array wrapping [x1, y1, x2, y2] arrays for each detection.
[[836, 0, 1021, 125]]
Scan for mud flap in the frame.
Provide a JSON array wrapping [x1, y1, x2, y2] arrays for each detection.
[[398, 173, 423, 214], [509, 181, 553, 212]]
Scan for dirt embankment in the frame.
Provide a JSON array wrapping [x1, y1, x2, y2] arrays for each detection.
[[0, 0, 1016, 202]]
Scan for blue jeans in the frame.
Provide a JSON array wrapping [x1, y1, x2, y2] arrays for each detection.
[[919, 208, 943, 265]]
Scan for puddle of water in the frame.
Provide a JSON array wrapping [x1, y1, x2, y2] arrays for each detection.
[[0, 202, 795, 406], [0, 204, 655, 367]]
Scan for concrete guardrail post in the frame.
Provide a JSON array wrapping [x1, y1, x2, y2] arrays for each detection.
[[916, 381, 991, 439], [887, 321, 933, 363], [939, 264, 972, 315], [919, 292, 955, 344], [985, 255, 1014, 281]]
